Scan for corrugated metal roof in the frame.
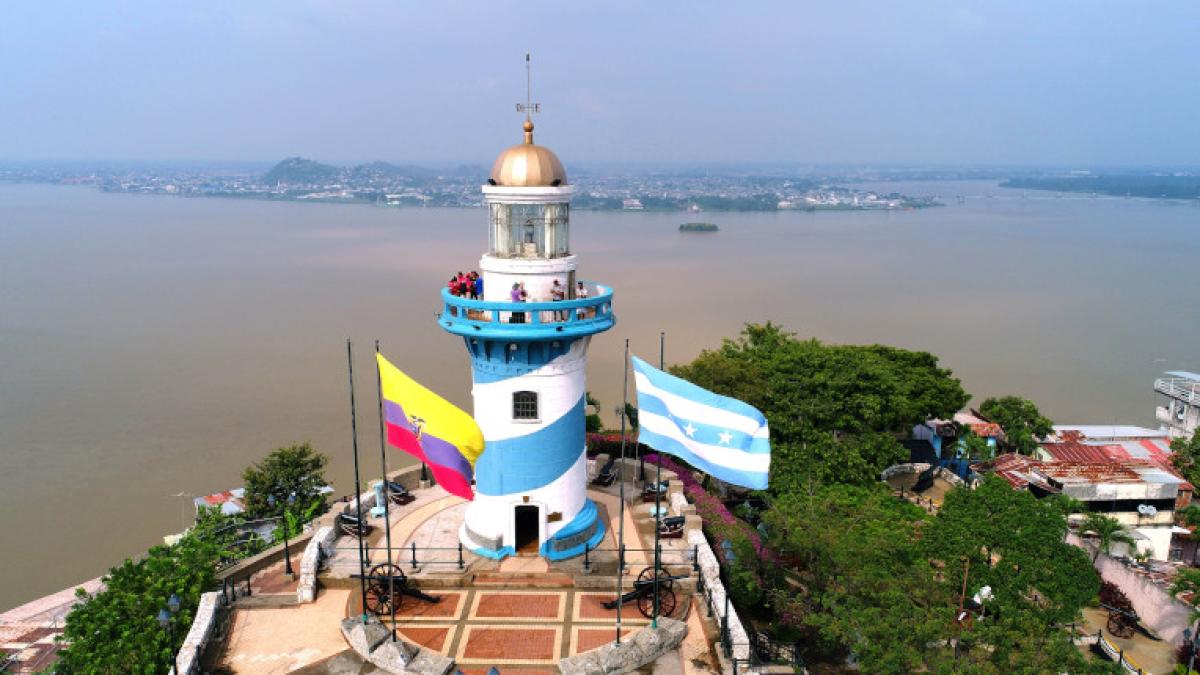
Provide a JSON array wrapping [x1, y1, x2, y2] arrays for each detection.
[[1053, 425, 1167, 440], [1040, 442, 1126, 463], [1039, 462, 1146, 484]]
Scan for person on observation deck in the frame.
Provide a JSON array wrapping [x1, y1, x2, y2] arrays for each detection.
[[448, 275, 462, 296], [576, 281, 589, 319], [470, 271, 482, 300], [510, 282, 526, 323], [551, 279, 566, 320]]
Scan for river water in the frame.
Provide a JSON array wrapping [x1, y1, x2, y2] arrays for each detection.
[[1, 181, 1198, 610]]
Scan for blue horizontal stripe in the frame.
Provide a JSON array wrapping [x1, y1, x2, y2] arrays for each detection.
[[632, 355, 766, 425], [474, 394, 585, 495], [637, 394, 770, 455], [638, 427, 769, 490]]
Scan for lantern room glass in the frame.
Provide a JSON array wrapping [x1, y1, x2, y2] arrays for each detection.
[[489, 202, 569, 258]]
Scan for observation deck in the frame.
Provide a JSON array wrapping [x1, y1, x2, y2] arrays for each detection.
[[439, 283, 615, 341]]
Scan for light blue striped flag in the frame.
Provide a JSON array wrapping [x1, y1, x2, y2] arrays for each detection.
[[631, 355, 771, 489]]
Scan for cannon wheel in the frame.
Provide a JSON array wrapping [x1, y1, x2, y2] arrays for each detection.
[[637, 585, 677, 619], [1107, 611, 1135, 639], [635, 567, 678, 619], [365, 562, 405, 616]]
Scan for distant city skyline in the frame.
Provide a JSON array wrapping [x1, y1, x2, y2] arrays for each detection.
[[3, 1, 1198, 166]]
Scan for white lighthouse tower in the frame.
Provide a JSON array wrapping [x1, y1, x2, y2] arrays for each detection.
[[438, 72, 614, 560]]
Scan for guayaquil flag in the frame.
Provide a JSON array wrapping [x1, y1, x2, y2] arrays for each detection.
[[376, 352, 485, 500], [631, 355, 771, 489]]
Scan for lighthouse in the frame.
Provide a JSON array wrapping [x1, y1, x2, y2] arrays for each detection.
[[438, 75, 614, 561]]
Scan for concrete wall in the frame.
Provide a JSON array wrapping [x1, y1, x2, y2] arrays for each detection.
[[297, 525, 336, 603], [1068, 533, 1194, 646], [173, 591, 222, 675]]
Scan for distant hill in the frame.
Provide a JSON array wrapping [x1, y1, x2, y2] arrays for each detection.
[[1002, 174, 1200, 200], [262, 157, 341, 185], [261, 158, 487, 185]]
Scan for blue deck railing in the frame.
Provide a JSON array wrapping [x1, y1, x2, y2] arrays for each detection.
[[438, 283, 616, 339]]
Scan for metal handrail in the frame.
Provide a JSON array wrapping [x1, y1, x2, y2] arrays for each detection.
[[1095, 631, 1144, 674], [330, 542, 470, 570], [1155, 378, 1200, 407], [439, 283, 615, 338]]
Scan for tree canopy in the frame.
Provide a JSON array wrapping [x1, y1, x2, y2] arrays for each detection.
[[670, 323, 969, 488], [242, 442, 330, 519], [755, 478, 1106, 672], [1081, 513, 1136, 562], [762, 483, 948, 672], [923, 476, 1101, 671], [979, 395, 1054, 455], [55, 532, 221, 673], [1171, 429, 1200, 489]]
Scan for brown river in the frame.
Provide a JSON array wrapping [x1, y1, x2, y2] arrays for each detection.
[[2, 181, 1198, 610]]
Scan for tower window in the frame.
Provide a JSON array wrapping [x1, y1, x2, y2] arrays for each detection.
[[513, 391, 539, 421]]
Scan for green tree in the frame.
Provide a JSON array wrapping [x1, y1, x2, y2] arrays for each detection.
[[923, 476, 1099, 671], [584, 391, 603, 432], [623, 402, 638, 430], [762, 484, 950, 671], [948, 428, 994, 460], [979, 395, 1054, 455], [1081, 513, 1136, 562], [1171, 567, 1200, 615], [671, 323, 968, 489], [242, 443, 329, 519], [1171, 430, 1200, 488], [55, 533, 221, 673]]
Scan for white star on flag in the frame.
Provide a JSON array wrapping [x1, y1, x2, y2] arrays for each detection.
[[631, 355, 771, 490]]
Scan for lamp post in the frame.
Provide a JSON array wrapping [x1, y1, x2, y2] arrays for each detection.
[[268, 492, 297, 577], [159, 592, 181, 670], [1184, 624, 1200, 674]]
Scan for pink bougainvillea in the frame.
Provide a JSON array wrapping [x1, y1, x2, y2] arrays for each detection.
[[645, 454, 771, 562]]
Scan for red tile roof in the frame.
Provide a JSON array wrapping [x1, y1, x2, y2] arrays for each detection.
[[968, 422, 1004, 438]]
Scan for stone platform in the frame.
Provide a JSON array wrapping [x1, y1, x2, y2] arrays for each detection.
[[215, 459, 719, 674]]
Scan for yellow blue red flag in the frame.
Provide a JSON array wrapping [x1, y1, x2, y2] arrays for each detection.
[[376, 352, 484, 500]]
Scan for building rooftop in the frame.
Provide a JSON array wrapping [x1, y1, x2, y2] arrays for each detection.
[[1052, 424, 1167, 441], [194, 488, 246, 515], [1165, 370, 1200, 382]]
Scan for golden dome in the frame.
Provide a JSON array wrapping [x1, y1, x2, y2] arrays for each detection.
[[489, 121, 567, 187]]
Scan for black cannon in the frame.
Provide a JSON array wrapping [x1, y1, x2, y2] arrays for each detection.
[[603, 566, 686, 619], [1099, 602, 1159, 640], [352, 562, 441, 616], [658, 516, 685, 539]]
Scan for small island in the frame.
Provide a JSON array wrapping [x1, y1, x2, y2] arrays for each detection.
[[679, 222, 719, 232]]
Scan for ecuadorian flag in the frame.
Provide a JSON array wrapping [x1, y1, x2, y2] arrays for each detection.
[[632, 355, 771, 489], [377, 353, 484, 500]]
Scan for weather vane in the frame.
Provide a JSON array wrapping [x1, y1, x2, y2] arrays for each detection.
[[516, 53, 540, 120]]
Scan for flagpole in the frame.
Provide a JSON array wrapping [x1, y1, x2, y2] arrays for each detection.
[[346, 339, 370, 624], [374, 340, 397, 641], [615, 338, 630, 645], [652, 331, 664, 628]]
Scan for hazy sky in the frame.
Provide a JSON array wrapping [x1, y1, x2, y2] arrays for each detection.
[[3, 1, 1198, 166]]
